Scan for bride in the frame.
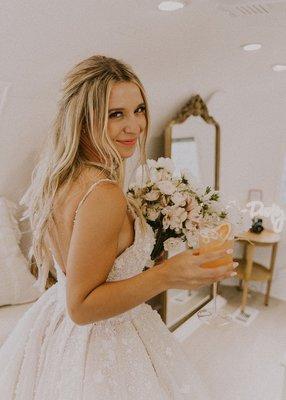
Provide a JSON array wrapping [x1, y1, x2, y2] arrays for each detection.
[[0, 54, 236, 399]]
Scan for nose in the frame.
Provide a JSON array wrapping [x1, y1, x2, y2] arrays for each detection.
[[123, 114, 142, 135]]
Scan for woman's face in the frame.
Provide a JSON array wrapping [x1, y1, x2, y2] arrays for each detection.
[[107, 81, 147, 159]]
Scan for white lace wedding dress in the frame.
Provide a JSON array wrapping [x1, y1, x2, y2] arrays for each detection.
[[0, 179, 211, 399]]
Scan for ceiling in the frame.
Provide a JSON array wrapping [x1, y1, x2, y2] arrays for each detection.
[[1, 0, 286, 103]]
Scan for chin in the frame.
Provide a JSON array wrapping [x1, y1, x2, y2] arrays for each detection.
[[120, 153, 134, 160], [114, 141, 137, 160], [116, 148, 136, 159]]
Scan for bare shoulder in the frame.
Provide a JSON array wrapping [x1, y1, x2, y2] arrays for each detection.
[[66, 170, 128, 319], [54, 166, 121, 217], [72, 166, 111, 194], [73, 166, 127, 218], [73, 177, 127, 226]]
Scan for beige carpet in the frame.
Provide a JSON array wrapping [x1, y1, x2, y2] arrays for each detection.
[[181, 285, 286, 400]]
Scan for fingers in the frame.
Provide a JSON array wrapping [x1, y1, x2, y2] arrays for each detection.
[[215, 263, 235, 277], [202, 261, 238, 279], [198, 248, 232, 262], [218, 265, 237, 277]]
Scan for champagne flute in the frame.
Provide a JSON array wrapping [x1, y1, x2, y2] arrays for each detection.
[[196, 222, 235, 327]]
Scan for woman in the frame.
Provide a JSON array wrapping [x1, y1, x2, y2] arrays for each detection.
[[0, 55, 236, 399]]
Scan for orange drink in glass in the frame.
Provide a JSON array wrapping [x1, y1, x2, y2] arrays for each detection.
[[196, 222, 235, 327], [198, 223, 234, 269]]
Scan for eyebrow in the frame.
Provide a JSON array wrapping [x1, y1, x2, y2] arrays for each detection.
[[108, 102, 146, 112]]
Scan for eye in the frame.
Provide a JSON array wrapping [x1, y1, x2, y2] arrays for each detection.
[[109, 105, 146, 119], [136, 105, 146, 114], [109, 111, 122, 119]]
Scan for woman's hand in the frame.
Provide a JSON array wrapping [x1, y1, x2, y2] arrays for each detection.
[[162, 246, 237, 291]]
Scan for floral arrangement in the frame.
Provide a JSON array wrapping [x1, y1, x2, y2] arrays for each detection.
[[127, 157, 251, 263]]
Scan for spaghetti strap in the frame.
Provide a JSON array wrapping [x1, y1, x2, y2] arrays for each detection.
[[73, 178, 117, 224], [127, 201, 136, 220]]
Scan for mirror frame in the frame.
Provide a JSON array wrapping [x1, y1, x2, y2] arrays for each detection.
[[158, 94, 221, 331]]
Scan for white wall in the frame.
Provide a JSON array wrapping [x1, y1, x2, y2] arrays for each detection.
[[204, 84, 286, 300]]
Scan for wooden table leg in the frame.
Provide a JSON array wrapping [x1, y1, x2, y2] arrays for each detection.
[[265, 280, 272, 306], [240, 243, 254, 313], [264, 242, 278, 306]]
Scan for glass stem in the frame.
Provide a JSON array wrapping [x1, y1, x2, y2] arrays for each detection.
[[213, 282, 218, 315]]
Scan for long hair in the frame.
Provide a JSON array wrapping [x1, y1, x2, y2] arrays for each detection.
[[19, 54, 152, 292]]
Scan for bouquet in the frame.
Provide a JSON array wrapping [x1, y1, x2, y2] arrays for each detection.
[[127, 157, 251, 264]]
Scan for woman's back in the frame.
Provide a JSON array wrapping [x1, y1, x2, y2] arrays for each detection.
[[46, 167, 105, 274], [46, 167, 136, 276]]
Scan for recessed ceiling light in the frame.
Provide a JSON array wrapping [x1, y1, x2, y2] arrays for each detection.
[[242, 43, 262, 51], [158, 1, 185, 11], [272, 64, 286, 72]]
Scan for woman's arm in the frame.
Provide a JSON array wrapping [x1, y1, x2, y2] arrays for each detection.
[[72, 262, 170, 325], [66, 180, 171, 325]]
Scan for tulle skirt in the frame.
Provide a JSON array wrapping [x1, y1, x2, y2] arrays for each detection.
[[0, 282, 211, 399]]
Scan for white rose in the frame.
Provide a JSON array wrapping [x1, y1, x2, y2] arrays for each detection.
[[171, 191, 187, 206], [146, 159, 158, 168], [144, 189, 160, 201], [162, 206, 188, 230], [156, 180, 176, 195], [149, 168, 171, 183], [150, 169, 160, 183], [157, 169, 172, 181], [186, 203, 201, 220], [157, 157, 175, 173], [147, 208, 161, 221]]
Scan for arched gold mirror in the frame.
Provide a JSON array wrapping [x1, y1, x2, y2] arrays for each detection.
[[164, 94, 220, 191], [150, 95, 221, 331]]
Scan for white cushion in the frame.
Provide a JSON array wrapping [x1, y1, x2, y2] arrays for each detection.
[[0, 197, 42, 306]]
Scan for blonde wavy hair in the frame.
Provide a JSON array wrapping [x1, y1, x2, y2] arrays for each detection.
[[19, 54, 152, 292]]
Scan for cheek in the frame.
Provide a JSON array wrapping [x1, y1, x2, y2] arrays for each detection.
[[107, 122, 120, 140]]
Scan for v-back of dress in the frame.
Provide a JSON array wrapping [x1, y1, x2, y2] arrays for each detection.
[[55, 178, 154, 280], [0, 178, 211, 399]]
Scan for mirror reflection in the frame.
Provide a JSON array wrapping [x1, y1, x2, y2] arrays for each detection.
[[163, 95, 220, 330], [171, 117, 216, 188]]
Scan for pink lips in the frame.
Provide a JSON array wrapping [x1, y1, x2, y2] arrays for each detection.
[[117, 139, 136, 146]]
